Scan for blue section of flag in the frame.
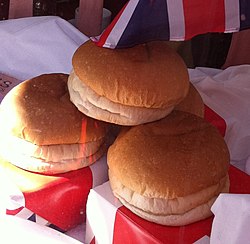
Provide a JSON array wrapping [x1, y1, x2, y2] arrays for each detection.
[[28, 214, 36, 222], [117, 0, 170, 48], [49, 224, 66, 233], [239, 0, 250, 30]]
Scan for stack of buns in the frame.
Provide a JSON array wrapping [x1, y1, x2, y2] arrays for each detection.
[[0, 40, 230, 227], [67, 40, 230, 226]]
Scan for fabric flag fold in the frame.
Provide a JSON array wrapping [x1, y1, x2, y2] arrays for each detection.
[[94, 0, 249, 49]]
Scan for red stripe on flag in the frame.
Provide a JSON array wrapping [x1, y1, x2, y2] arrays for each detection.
[[96, 2, 129, 47], [183, 0, 226, 40], [90, 237, 95, 244], [6, 206, 24, 215], [114, 205, 213, 243], [23, 166, 93, 231], [204, 105, 226, 137]]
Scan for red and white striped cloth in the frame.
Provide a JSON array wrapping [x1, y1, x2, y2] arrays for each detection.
[[1, 155, 108, 231]]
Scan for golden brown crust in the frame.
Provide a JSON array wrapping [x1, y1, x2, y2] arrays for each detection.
[[175, 82, 205, 117], [0, 73, 109, 145], [68, 70, 174, 125], [72, 41, 190, 109], [107, 110, 230, 199]]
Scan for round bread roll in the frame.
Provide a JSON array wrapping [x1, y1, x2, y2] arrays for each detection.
[[175, 82, 204, 118], [107, 111, 230, 226], [0, 73, 109, 174], [68, 40, 190, 125]]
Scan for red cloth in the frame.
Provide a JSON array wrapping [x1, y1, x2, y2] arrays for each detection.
[[2, 160, 93, 231], [183, 0, 226, 40], [24, 168, 93, 230], [204, 105, 226, 137]]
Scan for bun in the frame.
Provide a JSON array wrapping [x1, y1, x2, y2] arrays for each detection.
[[175, 82, 204, 117], [68, 70, 173, 125], [68, 41, 190, 125], [0, 73, 108, 145], [107, 111, 230, 225], [0, 73, 109, 174], [109, 171, 229, 226], [0, 134, 107, 174]]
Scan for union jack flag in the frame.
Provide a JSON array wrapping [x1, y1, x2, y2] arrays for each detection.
[[93, 0, 250, 48]]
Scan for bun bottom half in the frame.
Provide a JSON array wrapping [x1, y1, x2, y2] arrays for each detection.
[[68, 70, 174, 126], [109, 171, 230, 226], [0, 139, 108, 175]]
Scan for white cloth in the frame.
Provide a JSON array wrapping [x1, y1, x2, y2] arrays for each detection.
[[210, 194, 250, 244], [85, 182, 122, 244], [0, 16, 88, 81], [0, 215, 81, 243], [189, 65, 250, 172], [189, 66, 250, 243]]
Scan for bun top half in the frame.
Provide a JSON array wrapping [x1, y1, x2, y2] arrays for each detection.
[[0, 73, 109, 145], [107, 111, 230, 199], [72, 41, 190, 109]]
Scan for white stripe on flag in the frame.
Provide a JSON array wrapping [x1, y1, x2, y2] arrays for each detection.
[[15, 207, 33, 219], [166, 0, 185, 40], [224, 0, 240, 32], [103, 0, 140, 48], [36, 215, 50, 226], [85, 181, 122, 244]]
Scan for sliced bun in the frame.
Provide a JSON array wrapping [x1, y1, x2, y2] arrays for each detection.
[[107, 111, 230, 225], [0, 133, 107, 174], [68, 41, 190, 125], [109, 172, 229, 226], [0, 73, 109, 174], [0, 141, 107, 175], [68, 70, 173, 125]]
